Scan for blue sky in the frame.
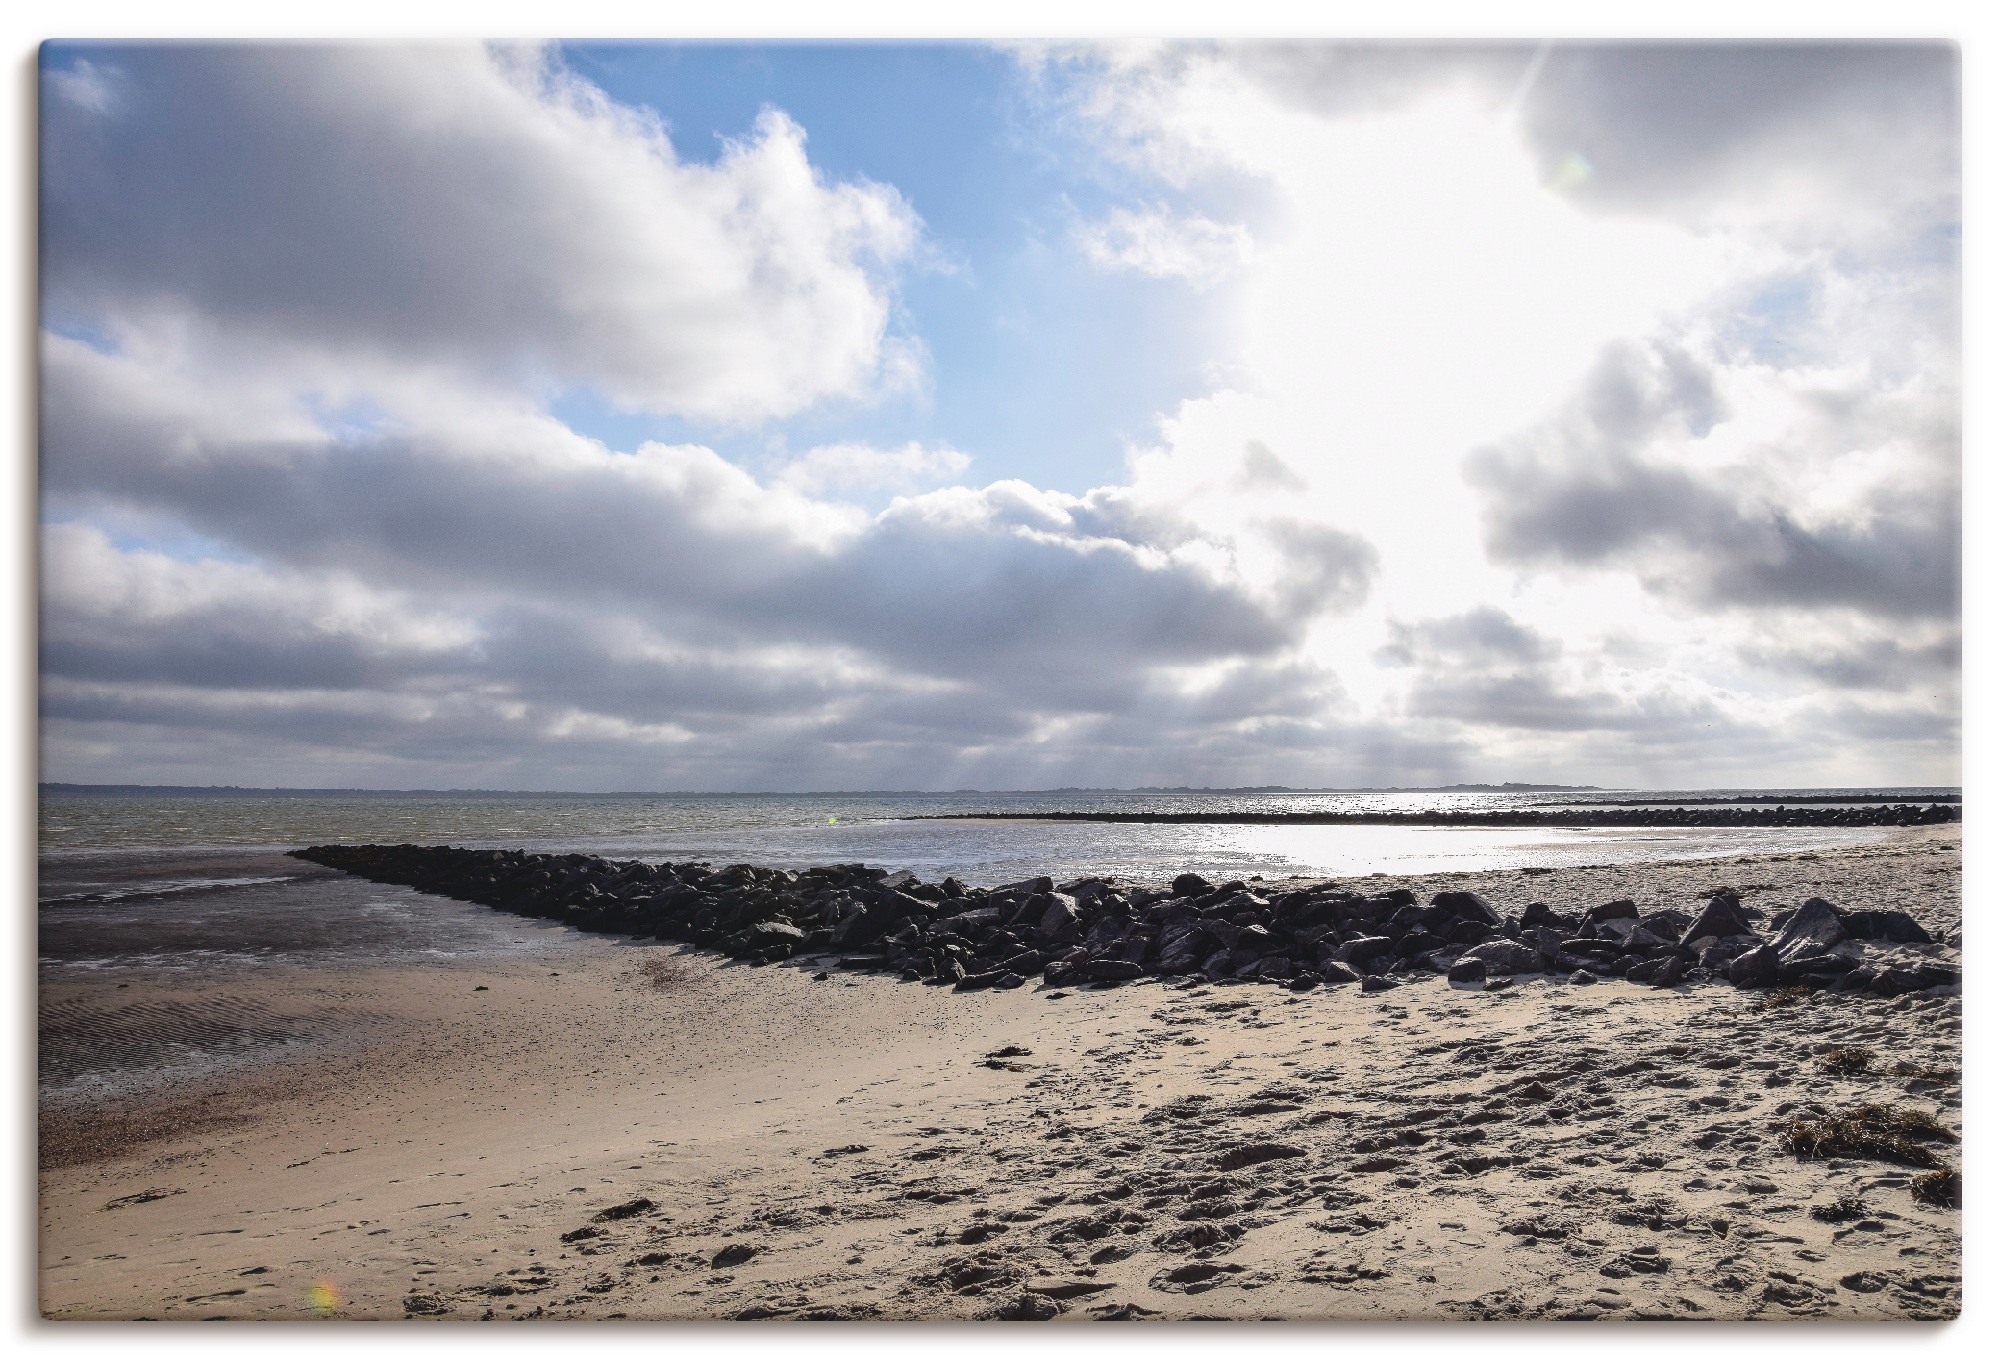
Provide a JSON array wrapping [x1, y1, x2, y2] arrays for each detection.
[[550, 41, 1229, 497], [35, 41, 1960, 790]]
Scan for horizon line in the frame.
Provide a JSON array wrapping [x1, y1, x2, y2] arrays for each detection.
[[38, 780, 1962, 799]]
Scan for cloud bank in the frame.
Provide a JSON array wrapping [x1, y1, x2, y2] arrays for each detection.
[[39, 42, 1958, 789]]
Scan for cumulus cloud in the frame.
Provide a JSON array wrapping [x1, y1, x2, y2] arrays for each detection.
[[36, 42, 1959, 789], [41, 43, 917, 424], [1466, 340, 1959, 620]]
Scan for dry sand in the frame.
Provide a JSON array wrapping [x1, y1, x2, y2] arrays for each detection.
[[39, 826, 1961, 1321]]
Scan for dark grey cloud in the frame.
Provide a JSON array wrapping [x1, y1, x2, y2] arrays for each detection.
[[1465, 341, 1959, 620]]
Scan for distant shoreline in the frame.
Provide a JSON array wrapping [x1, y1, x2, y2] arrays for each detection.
[[35, 782, 1961, 800]]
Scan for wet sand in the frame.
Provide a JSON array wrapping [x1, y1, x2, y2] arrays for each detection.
[[39, 826, 1960, 1321]]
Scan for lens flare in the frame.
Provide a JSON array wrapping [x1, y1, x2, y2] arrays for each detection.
[[307, 1280, 339, 1315]]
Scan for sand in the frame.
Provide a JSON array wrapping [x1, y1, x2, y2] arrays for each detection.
[[38, 825, 1961, 1321]]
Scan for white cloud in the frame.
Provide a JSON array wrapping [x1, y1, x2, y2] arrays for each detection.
[[773, 441, 973, 497], [41, 44, 918, 425], [1075, 205, 1252, 287]]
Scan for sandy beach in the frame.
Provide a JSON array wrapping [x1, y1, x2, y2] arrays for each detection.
[[39, 826, 1960, 1322]]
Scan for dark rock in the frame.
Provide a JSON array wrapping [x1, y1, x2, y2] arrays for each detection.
[[1727, 943, 1780, 988], [1462, 940, 1540, 974], [1584, 899, 1639, 927], [1484, 977, 1513, 992], [1447, 957, 1488, 985], [1679, 893, 1754, 945], [1085, 959, 1144, 981], [1334, 935, 1397, 965], [1320, 962, 1360, 985], [1870, 967, 1929, 997], [1288, 973, 1320, 992], [1627, 955, 1687, 988], [1360, 975, 1397, 993], [1172, 873, 1212, 896], [1840, 909, 1932, 945], [1430, 890, 1502, 926], [1568, 969, 1596, 985], [1773, 897, 1847, 958]]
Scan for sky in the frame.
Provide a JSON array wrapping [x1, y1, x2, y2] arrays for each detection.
[[36, 40, 1961, 791]]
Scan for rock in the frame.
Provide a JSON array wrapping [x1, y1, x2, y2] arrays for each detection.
[[1335, 935, 1398, 965], [1840, 909, 1932, 945], [993, 971, 1027, 990], [1084, 959, 1143, 982], [1484, 977, 1513, 992], [1320, 962, 1361, 985], [1568, 969, 1596, 985], [1448, 957, 1488, 985], [1679, 893, 1754, 946], [1255, 956, 1295, 980], [1035, 894, 1084, 943], [1430, 890, 1502, 926], [1620, 925, 1673, 954], [1870, 967, 1928, 997], [1584, 899, 1639, 926], [1171, 873, 1211, 896], [955, 969, 1008, 991], [1627, 955, 1687, 987], [1773, 897, 1847, 958], [1727, 944, 1779, 988], [1360, 975, 1398, 993], [1288, 973, 1320, 992], [1462, 940, 1541, 975], [1521, 900, 1576, 932], [1529, 925, 1565, 960]]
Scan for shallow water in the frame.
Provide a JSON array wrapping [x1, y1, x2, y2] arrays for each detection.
[[37, 786, 1942, 1105]]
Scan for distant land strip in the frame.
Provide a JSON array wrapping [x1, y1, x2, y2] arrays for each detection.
[[1541, 795, 1960, 806], [908, 805, 1960, 829]]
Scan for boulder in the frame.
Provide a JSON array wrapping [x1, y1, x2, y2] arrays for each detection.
[[1171, 873, 1212, 896], [1462, 940, 1541, 975], [1727, 943, 1779, 988], [1359, 975, 1398, 993], [1620, 925, 1673, 954], [1568, 969, 1597, 986], [1334, 935, 1397, 966], [1627, 955, 1687, 988], [1679, 894, 1754, 946], [1320, 962, 1361, 985], [1869, 966, 1928, 997], [1035, 894, 1084, 944], [1448, 957, 1488, 985], [1773, 897, 1847, 958], [1431, 890, 1502, 927], [1839, 909, 1932, 945], [1584, 899, 1640, 927], [1255, 956, 1295, 981], [1085, 959, 1144, 982]]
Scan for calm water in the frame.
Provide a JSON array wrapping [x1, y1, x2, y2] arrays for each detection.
[[37, 786, 1951, 1104], [39, 786, 1951, 975]]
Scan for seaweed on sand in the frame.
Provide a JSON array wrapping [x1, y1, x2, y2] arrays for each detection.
[[1782, 1105, 1955, 1168]]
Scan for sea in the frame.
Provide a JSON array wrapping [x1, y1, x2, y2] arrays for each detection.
[[36, 785, 1955, 1108]]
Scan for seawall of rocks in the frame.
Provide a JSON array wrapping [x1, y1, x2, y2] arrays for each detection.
[[289, 844, 1959, 1000], [909, 804, 1960, 828]]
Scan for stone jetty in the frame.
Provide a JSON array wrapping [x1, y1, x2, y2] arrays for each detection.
[[289, 844, 1958, 1000]]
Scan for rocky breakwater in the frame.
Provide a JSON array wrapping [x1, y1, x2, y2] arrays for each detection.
[[287, 846, 1958, 1003], [915, 803, 1960, 828]]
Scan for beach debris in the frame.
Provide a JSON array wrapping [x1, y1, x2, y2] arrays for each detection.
[[104, 1187, 184, 1210], [711, 1242, 760, 1269], [592, 1198, 654, 1222]]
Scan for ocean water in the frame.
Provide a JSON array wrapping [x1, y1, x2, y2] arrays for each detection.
[[39, 786, 1953, 974], [36, 786, 1952, 1105]]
